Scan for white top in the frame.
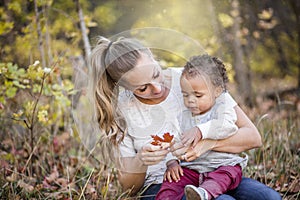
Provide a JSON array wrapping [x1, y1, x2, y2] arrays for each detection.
[[118, 68, 186, 186], [180, 92, 248, 173], [181, 92, 238, 140]]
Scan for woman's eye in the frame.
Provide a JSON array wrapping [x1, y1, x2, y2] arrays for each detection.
[[139, 86, 147, 92], [153, 71, 160, 79]]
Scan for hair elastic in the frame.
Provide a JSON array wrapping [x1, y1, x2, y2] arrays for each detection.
[[105, 41, 114, 68], [107, 41, 114, 50]]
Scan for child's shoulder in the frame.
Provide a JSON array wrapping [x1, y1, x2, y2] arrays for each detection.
[[216, 92, 237, 107]]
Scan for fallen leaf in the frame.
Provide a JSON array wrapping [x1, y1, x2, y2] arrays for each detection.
[[18, 180, 34, 192], [45, 166, 59, 183]]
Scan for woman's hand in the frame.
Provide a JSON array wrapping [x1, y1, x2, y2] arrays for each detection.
[[138, 143, 170, 166], [169, 140, 189, 160], [184, 139, 217, 162], [181, 127, 202, 147], [164, 160, 183, 182], [170, 139, 217, 162]]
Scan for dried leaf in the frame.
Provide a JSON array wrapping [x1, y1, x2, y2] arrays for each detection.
[[56, 177, 68, 188], [17, 180, 34, 192], [45, 166, 59, 183], [151, 132, 174, 146], [162, 132, 174, 143], [289, 177, 300, 193]]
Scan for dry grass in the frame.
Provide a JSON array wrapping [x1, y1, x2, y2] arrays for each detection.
[[0, 97, 299, 200]]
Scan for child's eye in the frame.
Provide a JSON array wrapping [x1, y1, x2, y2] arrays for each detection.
[[196, 95, 203, 98], [182, 93, 188, 97]]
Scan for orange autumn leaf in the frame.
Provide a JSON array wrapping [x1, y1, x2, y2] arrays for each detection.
[[162, 132, 174, 143], [151, 132, 174, 146]]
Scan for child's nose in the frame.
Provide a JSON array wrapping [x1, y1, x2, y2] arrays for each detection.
[[188, 96, 196, 103]]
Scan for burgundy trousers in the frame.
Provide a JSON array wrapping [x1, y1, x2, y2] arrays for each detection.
[[156, 165, 242, 200]]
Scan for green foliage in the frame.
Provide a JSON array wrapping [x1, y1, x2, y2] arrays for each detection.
[[93, 1, 121, 29], [0, 60, 74, 135], [250, 44, 281, 76], [218, 13, 233, 28]]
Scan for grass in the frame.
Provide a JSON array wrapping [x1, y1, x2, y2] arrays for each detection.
[[0, 99, 299, 200]]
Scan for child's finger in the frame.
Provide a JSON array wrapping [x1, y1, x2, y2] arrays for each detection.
[[179, 167, 184, 176], [163, 172, 167, 181], [174, 170, 181, 181], [167, 172, 173, 182]]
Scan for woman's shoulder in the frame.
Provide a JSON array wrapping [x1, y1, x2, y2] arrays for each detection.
[[118, 90, 135, 107], [169, 67, 183, 77]]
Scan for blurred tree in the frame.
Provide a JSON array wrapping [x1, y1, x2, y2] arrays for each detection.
[[286, 0, 300, 89], [34, 0, 46, 68], [230, 0, 254, 106], [75, 0, 91, 63], [0, 0, 299, 105]]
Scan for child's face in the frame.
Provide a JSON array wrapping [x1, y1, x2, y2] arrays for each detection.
[[180, 75, 219, 115]]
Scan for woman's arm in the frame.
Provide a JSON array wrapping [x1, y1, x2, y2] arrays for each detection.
[[118, 155, 147, 195], [117, 155, 147, 193], [118, 171, 146, 195], [118, 144, 169, 195], [213, 105, 262, 153]]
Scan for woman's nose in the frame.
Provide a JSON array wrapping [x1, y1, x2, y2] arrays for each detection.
[[152, 83, 162, 93]]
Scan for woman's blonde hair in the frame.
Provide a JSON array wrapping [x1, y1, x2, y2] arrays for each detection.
[[89, 37, 152, 150]]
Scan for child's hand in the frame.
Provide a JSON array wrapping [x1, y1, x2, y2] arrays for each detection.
[[164, 160, 183, 182], [181, 127, 202, 147]]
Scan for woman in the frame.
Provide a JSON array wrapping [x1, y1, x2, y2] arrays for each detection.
[[88, 37, 281, 199]]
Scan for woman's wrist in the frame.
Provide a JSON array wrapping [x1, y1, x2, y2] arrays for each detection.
[[118, 155, 148, 173], [195, 126, 203, 140]]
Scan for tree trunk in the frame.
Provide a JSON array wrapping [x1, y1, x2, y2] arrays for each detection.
[[287, 0, 300, 89], [43, 3, 53, 66], [270, 30, 289, 76], [231, 0, 253, 106], [75, 0, 91, 67], [34, 0, 46, 68], [207, 1, 222, 58]]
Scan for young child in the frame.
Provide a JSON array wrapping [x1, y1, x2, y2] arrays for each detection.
[[156, 54, 248, 200]]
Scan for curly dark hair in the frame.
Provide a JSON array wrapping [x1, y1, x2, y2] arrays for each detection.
[[182, 54, 229, 91]]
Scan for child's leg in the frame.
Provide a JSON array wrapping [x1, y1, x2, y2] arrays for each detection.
[[200, 165, 242, 199], [155, 167, 199, 200]]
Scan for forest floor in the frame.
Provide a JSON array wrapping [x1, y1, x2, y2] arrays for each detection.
[[0, 79, 299, 199]]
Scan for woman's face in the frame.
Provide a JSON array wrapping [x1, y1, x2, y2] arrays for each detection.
[[121, 53, 166, 100]]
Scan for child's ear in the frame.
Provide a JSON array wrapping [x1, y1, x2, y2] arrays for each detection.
[[215, 86, 223, 97]]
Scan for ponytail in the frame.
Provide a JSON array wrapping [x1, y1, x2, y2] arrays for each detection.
[[89, 37, 125, 146], [212, 57, 229, 91], [89, 36, 151, 145]]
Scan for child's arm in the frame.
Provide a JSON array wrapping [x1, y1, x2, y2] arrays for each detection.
[[181, 97, 237, 146], [196, 103, 238, 140]]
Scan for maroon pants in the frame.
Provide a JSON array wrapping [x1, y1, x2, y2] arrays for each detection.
[[156, 165, 242, 200]]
